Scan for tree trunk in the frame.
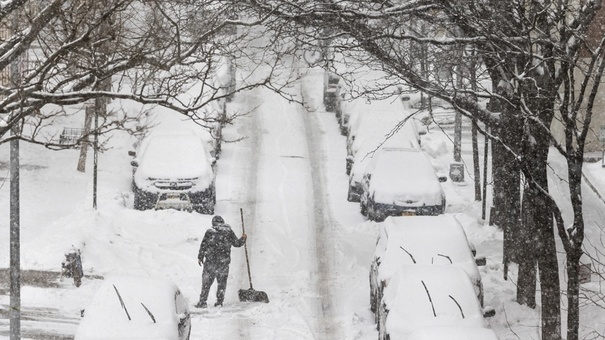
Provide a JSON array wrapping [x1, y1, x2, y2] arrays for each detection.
[[517, 188, 537, 308], [523, 103, 561, 340], [536, 197, 561, 340], [470, 51, 481, 201], [472, 119, 481, 201], [564, 157, 586, 340], [492, 111, 522, 267]]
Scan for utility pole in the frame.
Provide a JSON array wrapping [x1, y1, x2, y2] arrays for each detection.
[[9, 12, 21, 340], [9, 122, 20, 340], [449, 58, 465, 183], [93, 99, 98, 209], [454, 73, 463, 163]]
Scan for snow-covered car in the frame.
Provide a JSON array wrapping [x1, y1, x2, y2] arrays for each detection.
[[75, 276, 191, 340], [338, 94, 358, 136], [360, 148, 446, 221], [369, 215, 486, 319], [347, 140, 419, 202], [406, 326, 501, 340], [377, 265, 495, 340], [345, 108, 420, 175], [130, 130, 216, 214], [324, 72, 342, 113]]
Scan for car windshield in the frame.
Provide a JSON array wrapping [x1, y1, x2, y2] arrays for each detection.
[[137, 134, 213, 181]]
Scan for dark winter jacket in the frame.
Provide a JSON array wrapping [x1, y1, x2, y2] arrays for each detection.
[[198, 224, 245, 265]]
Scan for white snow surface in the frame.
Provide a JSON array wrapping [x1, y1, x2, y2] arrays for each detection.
[[0, 63, 604, 340], [374, 215, 482, 297], [382, 265, 487, 339], [74, 276, 188, 340], [134, 133, 215, 189], [365, 148, 445, 206]]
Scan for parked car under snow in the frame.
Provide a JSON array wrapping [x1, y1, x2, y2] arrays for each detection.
[[360, 148, 446, 221], [369, 215, 486, 320], [130, 130, 216, 214], [75, 276, 191, 340], [348, 142, 419, 202], [377, 265, 495, 340], [345, 110, 420, 175]]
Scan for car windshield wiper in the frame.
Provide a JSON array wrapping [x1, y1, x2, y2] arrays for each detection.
[[140, 303, 157, 323], [449, 295, 465, 318], [113, 285, 131, 321], [437, 253, 452, 264], [400, 246, 417, 264], [420, 280, 436, 317]]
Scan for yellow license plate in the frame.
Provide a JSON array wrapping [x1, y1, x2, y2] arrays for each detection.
[[402, 211, 416, 216]]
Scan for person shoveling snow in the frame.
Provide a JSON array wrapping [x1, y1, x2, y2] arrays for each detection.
[[196, 215, 247, 308]]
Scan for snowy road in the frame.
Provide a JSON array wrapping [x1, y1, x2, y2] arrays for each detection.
[[189, 68, 365, 339]]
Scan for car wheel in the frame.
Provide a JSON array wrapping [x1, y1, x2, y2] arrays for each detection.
[[347, 186, 357, 202], [133, 190, 144, 210], [368, 203, 378, 221], [360, 201, 368, 216], [196, 204, 214, 215]]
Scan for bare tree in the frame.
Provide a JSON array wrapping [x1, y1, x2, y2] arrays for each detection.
[[237, 1, 605, 340], [0, 0, 295, 150]]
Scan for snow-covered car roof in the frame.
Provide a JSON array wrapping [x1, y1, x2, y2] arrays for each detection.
[[382, 265, 487, 339], [134, 132, 214, 186], [350, 139, 416, 184], [374, 215, 480, 285], [346, 98, 408, 132], [365, 149, 444, 205], [74, 276, 189, 340], [348, 111, 419, 154], [406, 326, 500, 340]]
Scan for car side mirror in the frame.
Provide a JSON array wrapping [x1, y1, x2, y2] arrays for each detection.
[[475, 256, 486, 266], [483, 306, 496, 318], [128, 150, 136, 157], [130, 160, 139, 167], [438, 176, 448, 183], [469, 241, 477, 257]]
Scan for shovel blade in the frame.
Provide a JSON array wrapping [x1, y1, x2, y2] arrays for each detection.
[[238, 288, 269, 303]]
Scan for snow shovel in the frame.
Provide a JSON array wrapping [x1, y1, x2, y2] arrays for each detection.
[[238, 208, 269, 303]]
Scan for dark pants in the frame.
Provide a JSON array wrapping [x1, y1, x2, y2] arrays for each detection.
[[199, 262, 229, 305]]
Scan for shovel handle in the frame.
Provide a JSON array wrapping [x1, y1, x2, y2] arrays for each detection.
[[240, 208, 254, 290]]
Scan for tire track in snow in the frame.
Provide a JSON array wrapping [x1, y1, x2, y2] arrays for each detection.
[[299, 80, 340, 338]]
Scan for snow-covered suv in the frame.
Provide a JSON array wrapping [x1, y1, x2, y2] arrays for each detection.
[[360, 148, 446, 221], [130, 131, 216, 214]]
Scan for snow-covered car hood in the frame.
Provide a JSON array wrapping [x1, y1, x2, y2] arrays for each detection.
[[133, 134, 214, 191], [367, 149, 444, 206], [383, 266, 487, 339], [74, 276, 188, 340]]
